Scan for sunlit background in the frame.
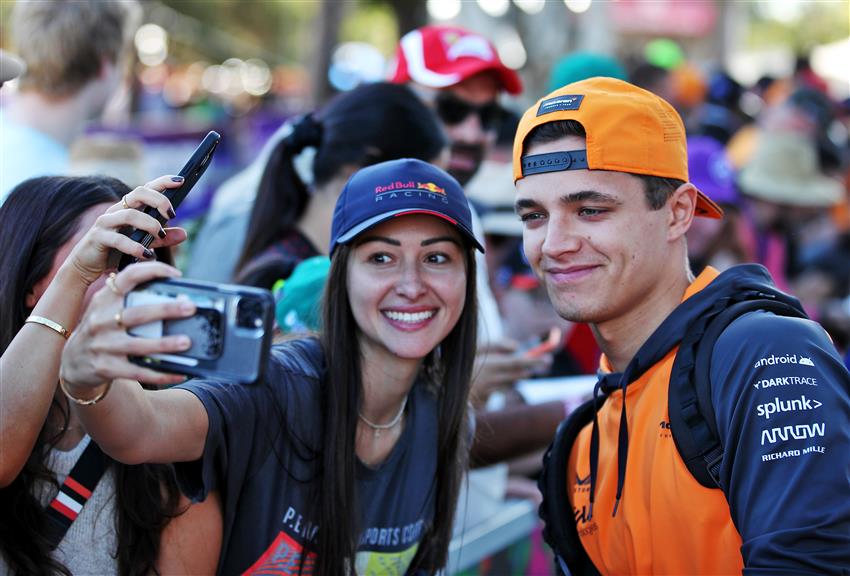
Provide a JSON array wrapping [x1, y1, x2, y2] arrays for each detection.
[[1, 0, 847, 218]]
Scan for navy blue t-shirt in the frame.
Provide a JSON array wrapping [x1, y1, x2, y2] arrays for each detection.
[[176, 338, 439, 575]]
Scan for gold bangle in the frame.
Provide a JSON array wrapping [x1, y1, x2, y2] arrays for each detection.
[[59, 378, 112, 406], [25, 315, 71, 339]]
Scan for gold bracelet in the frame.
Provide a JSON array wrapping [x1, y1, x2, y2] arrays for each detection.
[[25, 315, 71, 339], [59, 378, 112, 406]]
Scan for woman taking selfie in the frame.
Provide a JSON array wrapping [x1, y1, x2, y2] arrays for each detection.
[[0, 176, 220, 574], [61, 159, 482, 575]]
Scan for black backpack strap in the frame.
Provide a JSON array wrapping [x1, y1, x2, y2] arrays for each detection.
[[538, 398, 602, 576], [669, 295, 807, 488], [44, 440, 109, 550]]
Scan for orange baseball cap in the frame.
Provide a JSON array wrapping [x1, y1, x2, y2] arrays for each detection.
[[512, 77, 723, 219]]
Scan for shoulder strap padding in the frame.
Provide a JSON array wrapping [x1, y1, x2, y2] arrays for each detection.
[[538, 397, 603, 576], [669, 295, 807, 489]]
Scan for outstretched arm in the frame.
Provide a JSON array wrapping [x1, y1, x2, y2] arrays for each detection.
[[60, 261, 209, 465], [0, 178, 186, 486]]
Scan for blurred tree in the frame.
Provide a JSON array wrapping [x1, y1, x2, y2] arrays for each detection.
[[311, 0, 346, 106], [382, 0, 427, 35], [156, 0, 317, 65], [340, 3, 398, 56], [747, 1, 849, 54]]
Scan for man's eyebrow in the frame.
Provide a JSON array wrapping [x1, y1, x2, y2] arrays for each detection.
[[356, 236, 401, 247], [515, 198, 541, 213], [514, 191, 621, 212], [560, 190, 622, 205], [421, 236, 461, 247]]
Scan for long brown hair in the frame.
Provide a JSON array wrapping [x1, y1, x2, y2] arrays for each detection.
[[0, 176, 182, 576], [312, 241, 478, 575]]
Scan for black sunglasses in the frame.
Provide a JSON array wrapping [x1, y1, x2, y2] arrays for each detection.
[[435, 92, 503, 131]]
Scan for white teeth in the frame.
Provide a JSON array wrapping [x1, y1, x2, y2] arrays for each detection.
[[384, 310, 435, 323]]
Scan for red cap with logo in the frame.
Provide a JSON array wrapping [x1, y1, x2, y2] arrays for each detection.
[[390, 25, 522, 95]]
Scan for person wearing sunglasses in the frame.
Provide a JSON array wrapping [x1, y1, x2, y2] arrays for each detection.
[[390, 24, 521, 188]]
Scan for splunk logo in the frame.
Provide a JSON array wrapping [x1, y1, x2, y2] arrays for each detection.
[[753, 353, 815, 369], [760, 422, 825, 445], [756, 395, 822, 419]]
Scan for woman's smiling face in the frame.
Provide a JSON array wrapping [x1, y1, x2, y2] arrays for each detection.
[[347, 213, 468, 362]]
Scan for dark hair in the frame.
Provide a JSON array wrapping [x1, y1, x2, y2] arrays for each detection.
[[311, 241, 477, 575], [0, 176, 181, 576], [523, 120, 684, 209], [236, 82, 448, 277], [629, 62, 670, 96]]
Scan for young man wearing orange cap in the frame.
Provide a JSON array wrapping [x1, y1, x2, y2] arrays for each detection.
[[513, 77, 850, 573]]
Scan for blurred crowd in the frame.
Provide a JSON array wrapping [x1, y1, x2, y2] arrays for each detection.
[[0, 1, 848, 575]]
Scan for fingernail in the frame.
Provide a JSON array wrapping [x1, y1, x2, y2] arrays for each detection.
[[171, 176, 185, 183], [143, 248, 155, 259], [158, 228, 166, 239], [167, 208, 176, 219], [176, 336, 191, 349], [179, 301, 195, 314]]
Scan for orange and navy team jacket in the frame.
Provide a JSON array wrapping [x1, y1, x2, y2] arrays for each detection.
[[566, 265, 850, 574]]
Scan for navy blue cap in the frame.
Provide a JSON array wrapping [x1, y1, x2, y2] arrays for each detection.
[[330, 158, 485, 254]]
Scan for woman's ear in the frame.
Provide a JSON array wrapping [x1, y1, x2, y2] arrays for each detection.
[[667, 182, 698, 241], [25, 287, 39, 309]]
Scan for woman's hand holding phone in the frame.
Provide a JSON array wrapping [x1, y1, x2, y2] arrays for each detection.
[[66, 175, 187, 287], [60, 262, 196, 391]]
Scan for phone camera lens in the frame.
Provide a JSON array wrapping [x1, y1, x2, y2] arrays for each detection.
[[236, 298, 265, 329]]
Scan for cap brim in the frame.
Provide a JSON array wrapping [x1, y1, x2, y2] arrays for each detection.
[[461, 60, 522, 95], [694, 188, 724, 219], [336, 208, 485, 252]]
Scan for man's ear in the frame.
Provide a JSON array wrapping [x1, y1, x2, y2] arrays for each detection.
[[667, 182, 697, 241]]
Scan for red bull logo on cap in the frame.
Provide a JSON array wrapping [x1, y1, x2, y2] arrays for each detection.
[[373, 180, 449, 204], [417, 182, 446, 195], [375, 180, 417, 194]]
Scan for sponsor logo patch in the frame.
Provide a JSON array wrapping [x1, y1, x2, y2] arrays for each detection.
[[753, 353, 815, 369], [761, 444, 826, 462], [756, 395, 822, 419], [753, 375, 818, 389], [536, 94, 584, 116], [373, 181, 449, 204], [760, 422, 825, 445], [416, 182, 445, 195]]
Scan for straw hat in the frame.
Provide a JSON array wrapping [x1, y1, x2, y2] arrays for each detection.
[[738, 132, 843, 207]]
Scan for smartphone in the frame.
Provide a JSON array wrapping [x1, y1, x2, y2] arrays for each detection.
[[521, 327, 563, 358], [125, 278, 273, 384], [117, 131, 221, 270]]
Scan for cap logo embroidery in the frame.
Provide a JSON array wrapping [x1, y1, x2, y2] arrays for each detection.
[[373, 181, 449, 204], [375, 180, 416, 194], [536, 94, 584, 116], [444, 33, 494, 62], [417, 182, 446, 195]]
